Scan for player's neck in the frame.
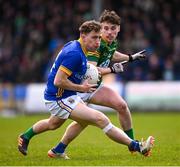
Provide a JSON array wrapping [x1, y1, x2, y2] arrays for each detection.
[[101, 37, 112, 45], [78, 38, 88, 55]]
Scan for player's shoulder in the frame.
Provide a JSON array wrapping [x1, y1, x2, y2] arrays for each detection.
[[62, 41, 85, 63], [63, 40, 80, 51], [62, 40, 81, 55]]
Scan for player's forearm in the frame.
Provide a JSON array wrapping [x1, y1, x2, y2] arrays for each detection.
[[97, 67, 111, 75], [54, 70, 85, 92], [112, 51, 129, 62], [55, 78, 84, 92]]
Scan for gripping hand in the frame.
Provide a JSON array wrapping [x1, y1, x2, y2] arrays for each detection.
[[110, 62, 124, 73], [129, 50, 146, 62]]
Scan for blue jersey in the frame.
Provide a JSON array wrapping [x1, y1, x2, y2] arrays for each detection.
[[44, 40, 87, 101]]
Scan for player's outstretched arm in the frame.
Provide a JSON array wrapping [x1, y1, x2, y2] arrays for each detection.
[[112, 50, 146, 63], [112, 51, 130, 62]]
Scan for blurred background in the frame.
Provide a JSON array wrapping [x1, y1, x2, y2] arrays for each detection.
[[0, 0, 180, 115]]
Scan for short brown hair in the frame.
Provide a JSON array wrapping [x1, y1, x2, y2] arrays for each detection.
[[79, 20, 101, 34], [99, 10, 121, 25]]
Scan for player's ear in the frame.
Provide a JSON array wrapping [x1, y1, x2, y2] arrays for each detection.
[[117, 25, 120, 32], [81, 33, 86, 40]]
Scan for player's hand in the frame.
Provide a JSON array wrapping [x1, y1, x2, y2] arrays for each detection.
[[110, 62, 124, 73], [81, 80, 97, 93], [129, 50, 146, 61], [97, 68, 102, 82]]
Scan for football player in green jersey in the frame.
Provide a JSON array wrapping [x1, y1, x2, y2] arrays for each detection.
[[48, 10, 148, 158]]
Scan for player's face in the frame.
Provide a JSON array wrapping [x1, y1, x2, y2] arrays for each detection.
[[101, 22, 120, 44], [82, 31, 101, 52]]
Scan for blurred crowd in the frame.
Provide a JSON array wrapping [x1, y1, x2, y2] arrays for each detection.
[[107, 0, 180, 81], [0, 0, 179, 83]]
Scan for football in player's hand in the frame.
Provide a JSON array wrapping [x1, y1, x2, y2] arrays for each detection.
[[84, 63, 99, 84]]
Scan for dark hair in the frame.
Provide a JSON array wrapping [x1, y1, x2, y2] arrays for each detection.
[[99, 10, 121, 25], [79, 20, 101, 34]]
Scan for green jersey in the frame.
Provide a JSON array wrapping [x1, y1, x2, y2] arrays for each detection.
[[87, 39, 118, 67]]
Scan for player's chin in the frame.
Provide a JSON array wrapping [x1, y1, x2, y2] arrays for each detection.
[[106, 38, 113, 43], [89, 46, 99, 51]]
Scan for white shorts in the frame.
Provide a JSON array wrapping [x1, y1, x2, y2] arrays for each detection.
[[44, 95, 83, 119], [77, 84, 103, 102]]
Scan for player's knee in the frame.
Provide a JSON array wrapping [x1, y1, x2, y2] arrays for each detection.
[[49, 124, 59, 130], [117, 101, 128, 113], [48, 121, 60, 130], [95, 113, 110, 128]]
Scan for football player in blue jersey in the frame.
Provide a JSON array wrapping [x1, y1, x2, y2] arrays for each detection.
[[18, 20, 101, 157], [18, 20, 154, 159], [47, 10, 154, 159]]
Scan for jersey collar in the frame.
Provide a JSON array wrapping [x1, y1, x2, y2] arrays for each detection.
[[78, 38, 88, 56]]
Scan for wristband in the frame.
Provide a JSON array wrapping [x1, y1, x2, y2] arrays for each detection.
[[110, 66, 115, 73], [128, 54, 133, 62]]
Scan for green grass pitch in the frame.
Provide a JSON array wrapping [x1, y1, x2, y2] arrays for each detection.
[[0, 112, 180, 166]]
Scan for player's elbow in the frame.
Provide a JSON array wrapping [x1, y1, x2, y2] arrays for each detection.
[[54, 78, 63, 87]]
